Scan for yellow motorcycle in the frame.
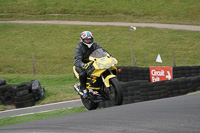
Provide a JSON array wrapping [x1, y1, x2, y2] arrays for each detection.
[[73, 48, 123, 110]]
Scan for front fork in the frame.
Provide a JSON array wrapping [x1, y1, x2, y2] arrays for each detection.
[[101, 70, 116, 93]]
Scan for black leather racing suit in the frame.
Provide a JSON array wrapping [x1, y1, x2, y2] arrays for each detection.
[[74, 41, 106, 91]]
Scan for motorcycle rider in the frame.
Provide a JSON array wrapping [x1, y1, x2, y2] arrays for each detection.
[[74, 31, 109, 98]]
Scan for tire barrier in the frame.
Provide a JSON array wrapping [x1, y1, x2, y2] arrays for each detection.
[[116, 66, 150, 82], [117, 66, 200, 82], [0, 84, 16, 106], [0, 79, 6, 86], [99, 66, 200, 108], [0, 80, 45, 108], [173, 66, 200, 78], [31, 79, 45, 101]]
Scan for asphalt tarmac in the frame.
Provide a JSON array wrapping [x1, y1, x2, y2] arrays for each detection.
[[1, 93, 200, 133]]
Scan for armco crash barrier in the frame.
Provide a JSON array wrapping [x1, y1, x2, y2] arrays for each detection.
[[99, 66, 200, 108], [0, 79, 45, 108]]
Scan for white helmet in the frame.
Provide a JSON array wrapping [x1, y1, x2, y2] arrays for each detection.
[[80, 31, 94, 48]]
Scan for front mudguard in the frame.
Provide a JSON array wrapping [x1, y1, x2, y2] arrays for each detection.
[[104, 75, 116, 88]]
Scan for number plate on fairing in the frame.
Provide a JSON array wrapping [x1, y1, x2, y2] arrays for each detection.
[[101, 58, 106, 62]]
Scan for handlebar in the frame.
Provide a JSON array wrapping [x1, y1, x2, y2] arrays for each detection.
[[88, 61, 94, 69]]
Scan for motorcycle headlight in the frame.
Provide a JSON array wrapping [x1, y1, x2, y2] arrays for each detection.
[[96, 57, 117, 69], [97, 63, 106, 69], [96, 62, 112, 69]]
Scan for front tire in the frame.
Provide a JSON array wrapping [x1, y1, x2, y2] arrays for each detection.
[[81, 96, 99, 110], [108, 78, 123, 105]]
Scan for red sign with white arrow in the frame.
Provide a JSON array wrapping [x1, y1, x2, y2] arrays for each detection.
[[150, 67, 173, 82]]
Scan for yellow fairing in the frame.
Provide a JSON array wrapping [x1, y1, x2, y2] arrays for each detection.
[[104, 75, 116, 87], [86, 77, 101, 90], [111, 66, 117, 71], [92, 69, 106, 77], [86, 85, 101, 90]]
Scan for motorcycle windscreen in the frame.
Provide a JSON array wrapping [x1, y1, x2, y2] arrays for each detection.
[[90, 48, 107, 58]]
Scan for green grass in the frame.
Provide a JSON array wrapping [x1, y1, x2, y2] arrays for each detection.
[[0, 0, 200, 25], [0, 106, 86, 127], [0, 23, 199, 75], [0, 105, 6, 111]]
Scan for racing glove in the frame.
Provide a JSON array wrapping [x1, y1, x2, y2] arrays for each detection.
[[82, 63, 89, 70]]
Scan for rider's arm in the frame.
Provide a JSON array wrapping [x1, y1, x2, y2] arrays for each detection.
[[74, 44, 85, 68]]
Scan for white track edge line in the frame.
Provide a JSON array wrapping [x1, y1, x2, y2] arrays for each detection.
[[0, 99, 81, 114], [10, 107, 72, 118]]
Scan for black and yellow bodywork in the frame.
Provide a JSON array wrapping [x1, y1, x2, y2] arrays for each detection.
[[73, 49, 118, 90]]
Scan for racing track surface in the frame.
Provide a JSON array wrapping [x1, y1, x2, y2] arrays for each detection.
[[0, 93, 200, 133]]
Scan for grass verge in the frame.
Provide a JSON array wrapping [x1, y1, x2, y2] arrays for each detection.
[[0, 23, 199, 75], [0, 105, 6, 111], [0, 0, 199, 25], [0, 106, 86, 127]]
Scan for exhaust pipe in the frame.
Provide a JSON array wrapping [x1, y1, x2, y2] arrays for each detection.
[[74, 83, 83, 95]]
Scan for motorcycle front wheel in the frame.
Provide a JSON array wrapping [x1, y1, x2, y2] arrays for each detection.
[[81, 96, 99, 110], [108, 78, 123, 105]]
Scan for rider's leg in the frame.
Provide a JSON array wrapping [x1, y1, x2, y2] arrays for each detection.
[[79, 70, 87, 91], [75, 67, 88, 98]]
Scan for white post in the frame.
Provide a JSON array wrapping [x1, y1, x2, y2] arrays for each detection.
[[32, 53, 36, 75], [129, 26, 136, 67]]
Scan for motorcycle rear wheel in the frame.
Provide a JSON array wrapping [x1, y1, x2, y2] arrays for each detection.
[[108, 78, 123, 105], [81, 96, 99, 110]]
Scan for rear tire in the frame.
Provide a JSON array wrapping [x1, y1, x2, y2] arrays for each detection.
[[108, 78, 123, 105], [81, 96, 99, 110]]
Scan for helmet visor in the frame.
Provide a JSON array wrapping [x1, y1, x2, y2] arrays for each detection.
[[83, 38, 93, 44]]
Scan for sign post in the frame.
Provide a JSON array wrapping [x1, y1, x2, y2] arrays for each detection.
[[150, 67, 173, 82], [129, 26, 136, 66]]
